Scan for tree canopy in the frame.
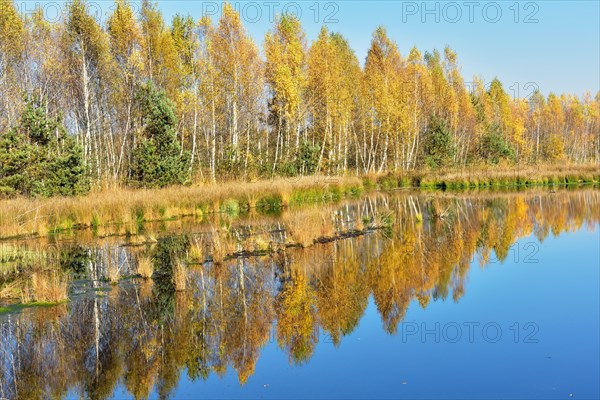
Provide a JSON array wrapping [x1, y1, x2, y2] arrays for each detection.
[[0, 0, 597, 197]]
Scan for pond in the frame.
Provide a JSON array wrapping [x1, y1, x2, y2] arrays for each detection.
[[0, 188, 598, 399]]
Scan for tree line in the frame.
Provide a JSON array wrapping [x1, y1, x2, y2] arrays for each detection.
[[0, 0, 598, 196]]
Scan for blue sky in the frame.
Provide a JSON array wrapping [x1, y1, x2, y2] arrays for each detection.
[[23, 1, 600, 97]]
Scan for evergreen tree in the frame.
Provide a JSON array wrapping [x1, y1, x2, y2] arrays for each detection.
[[296, 140, 321, 176], [130, 82, 190, 188], [423, 116, 455, 169], [0, 96, 89, 197], [479, 123, 515, 164]]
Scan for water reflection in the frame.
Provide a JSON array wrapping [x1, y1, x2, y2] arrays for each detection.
[[0, 189, 598, 399]]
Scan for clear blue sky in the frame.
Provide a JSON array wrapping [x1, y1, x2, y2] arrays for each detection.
[[24, 1, 600, 97]]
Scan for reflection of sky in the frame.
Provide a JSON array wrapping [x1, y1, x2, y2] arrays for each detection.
[[21, 0, 600, 97], [94, 224, 599, 399]]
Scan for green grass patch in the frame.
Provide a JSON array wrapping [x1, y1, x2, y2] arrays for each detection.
[[290, 188, 326, 205], [399, 176, 413, 188], [377, 175, 398, 190], [345, 185, 364, 198], [362, 177, 376, 190], [325, 185, 342, 201], [91, 213, 100, 231], [220, 198, 240, 217], [256, 194, 283, 213], [419, 178, 440, 189], [0, 300, 68, 314]]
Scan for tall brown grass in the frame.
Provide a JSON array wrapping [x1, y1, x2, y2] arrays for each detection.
[[380, 163, 600, 188], [137, 254, 154, 279], [429, 163, 599, 182], [106, 251, 121, 284], [190, 236, 204, 263], [0, 176, 361, 239], [173, 261, 187, 291], [283, 207, 336, 247], [21, 271, 69, 303], [211, 229, 226, 265], [0, 164, 596, 240]]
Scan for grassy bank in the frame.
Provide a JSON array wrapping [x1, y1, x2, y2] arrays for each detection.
[[370, 163, 600, 190], [0, 164, 598, 240]]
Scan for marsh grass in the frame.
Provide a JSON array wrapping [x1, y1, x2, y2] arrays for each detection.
[[211, 230, 226, 265], [23, 271, 69, 303], [0, 164, 600, 238], [256, 193, 284, 212], [0, 243, 69, 303], [173, 260, 187, 291], [190, 237, 205, 263], [0, 164, 596, 240], [137, 254, 154, 279], [0, 278, 26, 300], [0, 176, 362, 239], [383, 163, 599, 191], [283, 207, 336, 247]]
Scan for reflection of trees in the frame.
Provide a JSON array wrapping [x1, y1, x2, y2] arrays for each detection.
[[276, 269, 318, 364], [315, 239, 369, 346], [0, 190, 598, 399]]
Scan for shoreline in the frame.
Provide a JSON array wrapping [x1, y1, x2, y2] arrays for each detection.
[[1, 184, 598, 307], [0, 164, 598, 240]]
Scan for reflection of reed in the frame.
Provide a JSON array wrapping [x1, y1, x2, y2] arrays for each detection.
[[0, 190, 599, 398]]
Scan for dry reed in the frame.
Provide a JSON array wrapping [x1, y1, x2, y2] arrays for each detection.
[[0, 176, 362, 239], [137, 254, 154, 279], [22, 271, 69, 303], [0, 165, 596, 240], [283, 207, 336, 247], [173, 260, 187, 291]]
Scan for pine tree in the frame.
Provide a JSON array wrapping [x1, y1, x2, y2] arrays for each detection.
[[130, 82, 190, 188], [0, 96, 89, 197], [479, 123, 515, 164], [423, 116, 455, 169]]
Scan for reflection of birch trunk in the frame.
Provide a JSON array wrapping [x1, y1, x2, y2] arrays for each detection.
[[238, 257, 249, 366], [87, 247, 101, 377], [200, 269, 207, 364], [94, 290, 100, 377], [238, 258, 248, 324]]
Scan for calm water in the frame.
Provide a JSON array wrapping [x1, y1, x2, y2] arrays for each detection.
[[0, 189, 599, 399]]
